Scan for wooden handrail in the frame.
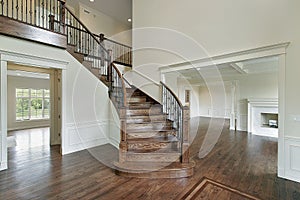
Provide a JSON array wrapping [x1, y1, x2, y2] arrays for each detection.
[[160, 81, 183, 108]]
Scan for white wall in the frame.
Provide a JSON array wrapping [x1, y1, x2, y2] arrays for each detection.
[[236, 73, 278, 131], [133, 0, 300, 136], [78, 3, 132, 46], [198, 84, 232, 118], [7, 76, 50, 130], [133, 0, 300, 182], [0, 35, 111, 158]]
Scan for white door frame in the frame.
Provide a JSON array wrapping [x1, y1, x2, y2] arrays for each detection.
[[160, 42, 289, 179], [0, 51, 68, 171]]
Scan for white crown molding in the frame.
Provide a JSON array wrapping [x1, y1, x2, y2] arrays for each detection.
[[160, 42, 290, 73]]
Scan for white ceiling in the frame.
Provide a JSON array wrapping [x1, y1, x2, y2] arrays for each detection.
[[67, 0, 132, 24]]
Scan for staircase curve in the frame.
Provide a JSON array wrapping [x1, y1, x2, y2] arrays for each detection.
[[0, 0, 195, 178]]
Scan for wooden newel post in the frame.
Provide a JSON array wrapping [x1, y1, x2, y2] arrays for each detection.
[[99, 33, 105, 43], [119, 107, 127, 163], [49, 15, 55, 31], [181, 106, 190, 163]]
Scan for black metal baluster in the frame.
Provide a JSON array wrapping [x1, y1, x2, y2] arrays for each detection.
[[16, 0, 19, 20], [38, 0, 40, 26], [30, 0, 32, 24], [0, 0, 3, 15], [41, 0, 44, 27], [21, 0, 23, 21], [45, 0, 48, 29], [6, 0, 8, 17], [11, 0, 13, 18]]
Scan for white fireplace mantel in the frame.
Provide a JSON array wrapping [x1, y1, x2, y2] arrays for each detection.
[[247, 98, 278, 137]]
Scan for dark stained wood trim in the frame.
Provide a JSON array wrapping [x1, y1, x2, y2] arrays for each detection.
[[0, 16, 67, 49], [177, 177, 261, 200]]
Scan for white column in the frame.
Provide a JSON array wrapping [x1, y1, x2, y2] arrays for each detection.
[[277, 54, 286, 178], [0, 58, 8, 170], [160, 73, 166, 84], [230, 81, 236, 130]]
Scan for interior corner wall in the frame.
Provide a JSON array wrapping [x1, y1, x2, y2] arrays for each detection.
[[0, 35, 111, 156], [198, 84, 232, 119], [78, 3, 132, 46], [7, 76, 50, 131]]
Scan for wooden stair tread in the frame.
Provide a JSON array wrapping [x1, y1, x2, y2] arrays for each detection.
[[127, 131, 176, 139], [127, 135, 178, 143], [126, 128, 175, 133], [126, 121, 171, 125]]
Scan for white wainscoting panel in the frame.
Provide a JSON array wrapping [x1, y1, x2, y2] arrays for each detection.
[[284, 137, 300, 183], [62, 120, 109, 155], [237, 114, 247, 131], [237, 99, 248, 131]]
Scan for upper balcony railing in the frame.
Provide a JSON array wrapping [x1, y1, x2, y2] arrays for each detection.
[[0, 0, 65, 32], [95, 34, 132, 67], [0, 0, 132, 67]]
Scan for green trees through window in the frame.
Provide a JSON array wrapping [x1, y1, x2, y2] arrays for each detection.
[[16, 88, 50, 121]]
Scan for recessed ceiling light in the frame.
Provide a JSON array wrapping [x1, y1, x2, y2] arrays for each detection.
[[90, 0, 94, 2], [127, 18, 132, 22]]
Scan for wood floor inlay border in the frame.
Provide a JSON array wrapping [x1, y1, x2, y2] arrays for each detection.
[[178, 177, 261, 200]]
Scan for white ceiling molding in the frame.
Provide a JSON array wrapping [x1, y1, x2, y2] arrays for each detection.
[[160, 42, 290, 74]]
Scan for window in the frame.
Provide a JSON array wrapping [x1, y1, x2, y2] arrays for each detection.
[[16, 88, 50, 121]]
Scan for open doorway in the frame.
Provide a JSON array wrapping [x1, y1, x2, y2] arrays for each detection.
[[7, 63, 62, 152]]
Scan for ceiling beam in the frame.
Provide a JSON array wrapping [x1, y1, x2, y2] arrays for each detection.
[[230, 63, 247, 74], [160, 42, 290, 74]]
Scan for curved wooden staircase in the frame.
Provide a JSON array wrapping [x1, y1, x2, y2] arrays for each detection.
[[113, 88, 195, 178], [0, 0, 195, 178]]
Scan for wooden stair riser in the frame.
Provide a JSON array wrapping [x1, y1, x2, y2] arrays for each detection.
[[127, 142, 179, 153], [127, 131, 176, 139], [126, 115, 167, 123], [127, 96, 147, 103], [126, 91, 144, 97], [127, 107, 162, 116], [114, 161, 195, 179], [128, 103, 155, 109], [126, 121, 172, 130], [125, 153, 180, 163]]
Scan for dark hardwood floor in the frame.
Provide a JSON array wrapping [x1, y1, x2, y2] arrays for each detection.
[[1, 118, 300, 200]]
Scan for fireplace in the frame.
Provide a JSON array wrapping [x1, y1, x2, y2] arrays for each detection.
[[247, 98, 278, 138], [261, 113, 278, 128]]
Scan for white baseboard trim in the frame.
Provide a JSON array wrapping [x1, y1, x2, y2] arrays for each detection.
[[110, 138, 119, 149], [0, 161, 7, 171], [199, 115, 230, 119], [252, 132, 278, 138]]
